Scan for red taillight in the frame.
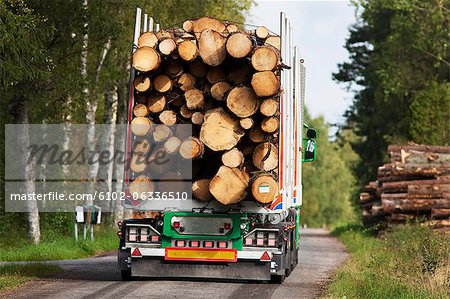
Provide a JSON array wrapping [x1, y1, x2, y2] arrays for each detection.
[[173, 221, 180, 228], [260, 251, 271, 261], [224, 223, 231, 230], [151, 235, 160, 242], [204, 241, 213, 248], [190, 241, 199, 247], [268, 239, 276, 247], [175, 240, 185, 247], [256, 239, 264, 246], [131, 248, 142, 257], [218, 241, 227, 248], [244, 238, 253, 246], [117, 231, 122, 238], [117, 221, 122, 228]]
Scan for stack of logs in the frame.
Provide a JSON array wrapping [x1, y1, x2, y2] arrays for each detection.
[[128, 17, 283, 206], [360, 144, 450, 231]]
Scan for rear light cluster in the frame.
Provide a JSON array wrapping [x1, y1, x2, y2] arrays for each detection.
[[127, 226, 161, 244], [172, 240, 231, 249], [244, 230, 278, 247]]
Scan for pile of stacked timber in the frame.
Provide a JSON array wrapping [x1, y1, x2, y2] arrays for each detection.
[[128, 17, 283, 206], [360, 144, 450, 231]]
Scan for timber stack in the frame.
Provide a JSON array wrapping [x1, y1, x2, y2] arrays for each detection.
[[128, 17, 283, 206], [360, 144, 450, 232]]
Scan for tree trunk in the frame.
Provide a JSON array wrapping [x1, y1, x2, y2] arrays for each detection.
[[11, 99, 40, 244]]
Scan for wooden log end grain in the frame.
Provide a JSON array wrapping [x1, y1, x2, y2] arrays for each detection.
[[251, 175, 279, 204], [128, 175, 154, 199], [179, 137, 204, 159], [222, 148, 244, 168], [185, 88, 205, 110], [130, 153, 148, 173], [158, 110, 177, 126], [178, 40, 198, 62], [251, 46, 279, 71], [209, 166, 249, 205], [239, 118, 254, 130], [191, 111, 204, 125], [198, 29, 227, 66], [158, 38, 177, 56], [265, 36, 281, 51], [183, 20, 194, 32], [138, 32, 158, 48], [132, 46, 161, 72], [226, 33, 253, 59], [252, 142, 279, 171], [133, 103, 149, 117], [226, 86, 259, 118], [260, 98, 278, 116], [210, 81, 231, 101], [251, 71, 279, 97], [153, 74, 173, 93], [192, 179, 213, 201], [131, 117, 152, 137], [153, 124, 172, 142], [164, 136, 182, 155], [177, 73, 196, 91], [133, 75, 151, 93], [192, 17, 227, 39], [261, 116, 279, 133], [147, 93, 166, 113], [255, 26, 270, 39]]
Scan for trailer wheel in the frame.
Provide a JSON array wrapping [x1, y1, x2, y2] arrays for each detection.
[[121, 270, 132, 281]]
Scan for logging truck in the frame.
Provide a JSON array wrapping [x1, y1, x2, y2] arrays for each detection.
[[117, 8, 317, 283]]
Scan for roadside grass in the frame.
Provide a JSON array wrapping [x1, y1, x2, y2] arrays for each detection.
[[0, 263, 61, 290], [0, 228, 117, 261], [325, 223, 450, 299]]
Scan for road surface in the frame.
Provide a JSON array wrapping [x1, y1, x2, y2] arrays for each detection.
[[1, 228, 347, 299]]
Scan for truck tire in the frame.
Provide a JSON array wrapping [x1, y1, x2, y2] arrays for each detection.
[[121, 270, 132, 281]]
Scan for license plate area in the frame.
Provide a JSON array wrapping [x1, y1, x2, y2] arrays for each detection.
[[165, 247, 237, 262]]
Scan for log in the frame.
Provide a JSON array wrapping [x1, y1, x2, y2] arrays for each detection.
[[227, 63, 251, 84], [153, 74, 173, 93], [128, 175, 154, 199], [189, 60, 208, 78], [390, 149, 450, 164], [132, 46, 161, 72], [249, 126, 266, 143], [255, 26, 269, 39], [156, 30, 173, 41], [133, 75, 151, 92], [260, 98, 278, 116], [261, 116, 279, 133], [180, 104, 194, 119], [183, 20, 194, 32], [179, 137, 204, 159], [251, 174, 279, 204], [131, 117, 152, 136], [192, 17, 226, 39], [165, 60, 183, 78], [210, 81, 231, 101], [200, 108, 245, 151], [206, 67, 225, 84], [198, 29, 227, 66], [226, 24, 239, 34], [253, 142, 278, 171], [153, 124, 172, 142], [158, 38, 177, 56], [159, 110, 177, 126], [138, 32, 158, 48], [191, 112, 204, 125], [133, 139, 151, 155], [177, 73, 196, 91], [222, 148, 244, 168], [178, 40, 198, 62], [265, 36, 281, 50], [147, 93, 166, 113], [185, 88, 204, 110], [431, 208, 450, 218], [164, 136, 181, 155], [209, 166, 249, 204], [226, 86, 259, 118], [251, 71, 279, 97], [192, 179, 213, 201], [130, 153, 148, 173], [251, 46, 278, 71], [226, 33, 253, 58], [239, 118, 254, 130], [388, 145, 450, 154], [382, 197, 450, 213], [133, 103, 149, 117]]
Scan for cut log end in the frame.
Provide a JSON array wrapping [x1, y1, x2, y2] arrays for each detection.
[[178, 40, 198, 62], [209, 166, 249, 205], [211, 81, 231, 101], [255, 26, 269, 39], [131, 117, 152, 137], [253, 142, 278, 171], [154, 74, 173, 93], [198, 29, 226, 66], [164, 136, 181, 155], [185, 89, 205, 110], [239, 118, 254, 130], [222, 148, 244, 168], [192, 179, 213, 201], [133, 75, 151, 93], [191, 111, 204, 125], [158, 38, 177, 56], [251, 46, 279, 71], [147, 94, 166, 113], [179, 137, 204, 159], [261, 117, 279, 133], [260, 98, 278, 116], [226, 86, 259, 118], [251, 175, 279, 204], [159, 110, 177, 126], [251, 71, 279, 97], [133, 103, 149, 117], [132, 47, 161, 72], [226, 33, 253, 58], [153, 124, 172, 142]]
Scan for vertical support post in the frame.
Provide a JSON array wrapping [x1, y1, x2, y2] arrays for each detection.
[[143, 14, 148, 32], [155, 23, 160, 32], [133, 8, 142, 51], [149, 17, 154, 32]]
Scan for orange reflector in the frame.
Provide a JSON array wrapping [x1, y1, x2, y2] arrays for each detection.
[[260, 251, 271, 261], [131, 248, 142, 257], [165, 248, 237, 262]]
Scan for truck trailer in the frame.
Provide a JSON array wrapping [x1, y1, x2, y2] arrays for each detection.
[[117, 7, 317, 283]]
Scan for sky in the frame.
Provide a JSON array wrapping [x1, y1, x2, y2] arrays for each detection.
[[247, 0, 357, 127]]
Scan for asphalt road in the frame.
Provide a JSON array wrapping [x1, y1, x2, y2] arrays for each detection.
[[1, 228, 347, 299]]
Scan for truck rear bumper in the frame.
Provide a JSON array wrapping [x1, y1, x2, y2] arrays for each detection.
[[131, 258, 271, 281]]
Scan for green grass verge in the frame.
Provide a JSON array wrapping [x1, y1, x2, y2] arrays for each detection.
[[0, 263, 61, 290], [325, 224, 450, 299], [0, 229, 117, 261]]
